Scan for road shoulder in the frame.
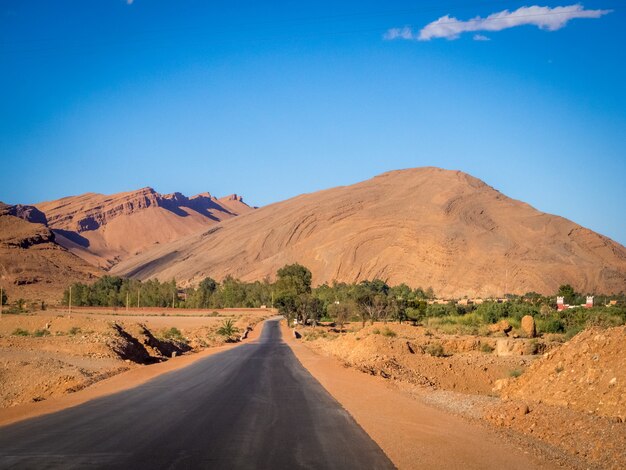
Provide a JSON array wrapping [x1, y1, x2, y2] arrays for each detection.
[[281, 321, 557, 470]]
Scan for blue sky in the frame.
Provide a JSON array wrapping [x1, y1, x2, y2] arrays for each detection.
[[1, 1, 625, 245]]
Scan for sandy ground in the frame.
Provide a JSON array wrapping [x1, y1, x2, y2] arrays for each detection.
[[287, 322, 625, 470], [0, 309, 272, 419], [281, 321, 564, 470]]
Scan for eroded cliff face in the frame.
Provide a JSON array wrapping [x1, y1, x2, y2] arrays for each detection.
[[0, 212, 102, 302], [33, 187, 254, 268], [111, 168, 626, 297]]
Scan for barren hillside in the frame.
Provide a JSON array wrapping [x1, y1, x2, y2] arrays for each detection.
[[0, 205, 102, 303], [111, 167, 626, 297], [35, 188, 253, 268]]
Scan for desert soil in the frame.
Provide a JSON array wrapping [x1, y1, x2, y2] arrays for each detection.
[[291, 322, 625, 470], [0, 308, 271, 411]]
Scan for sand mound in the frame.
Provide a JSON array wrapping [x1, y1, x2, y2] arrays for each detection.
[[503, 326, 626, 419]]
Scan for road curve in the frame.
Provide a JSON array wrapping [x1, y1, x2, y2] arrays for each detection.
[[0, 319, 394, 469]]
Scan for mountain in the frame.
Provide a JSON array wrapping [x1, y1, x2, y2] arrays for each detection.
[[35, 188, 253, 269], [0, 203, 102, 302], [110, 168, 626, 297]]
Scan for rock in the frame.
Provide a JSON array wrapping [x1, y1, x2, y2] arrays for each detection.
[[496, 339, 515, 356], [492, 378, 510, 392], [609, 377, 617, 386], [171, 351, 177, 358], [489, 320, 513, 336], [521, 315, 536, 338], [518, 403, 530, 416]]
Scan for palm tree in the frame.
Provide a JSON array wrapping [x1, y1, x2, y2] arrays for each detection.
[[216, 319, 240, 342]]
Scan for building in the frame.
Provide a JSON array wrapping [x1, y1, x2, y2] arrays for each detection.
[[557, 295, 593, 311]]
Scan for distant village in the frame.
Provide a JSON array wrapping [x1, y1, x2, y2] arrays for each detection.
[[427, 295, 621, 310]]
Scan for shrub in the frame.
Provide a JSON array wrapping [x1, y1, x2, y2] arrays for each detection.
[[537, 318, 565, 334], [68, 327, 81, 335], [563, 325, 583, 341], [33, 329, 50, 337], [425, 342, 445, 357], [372, 328, 381, 335], [480, 343, 494, 353], [162, 327, 184, 341], [509, 368, 523, 378], [216, 319, 240, 341], [381, 327, 397, 338], [12, 328, 30, 336]]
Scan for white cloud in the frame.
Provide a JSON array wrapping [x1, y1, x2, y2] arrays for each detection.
[[473, 34, 491, 41], [384, 4, 612, 42], [126, 0, 134, 5], [383, 27, 414, 40]]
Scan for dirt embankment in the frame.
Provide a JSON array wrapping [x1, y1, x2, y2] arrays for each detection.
[[296, 323, 626, 470], [482, 327, 626, 468], [301, 323, 550, 395], [0, 310, 267, 409]]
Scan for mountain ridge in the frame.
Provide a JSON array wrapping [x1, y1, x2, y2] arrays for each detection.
[[34, 187, 253, 269], [110, 167, 626, 297]]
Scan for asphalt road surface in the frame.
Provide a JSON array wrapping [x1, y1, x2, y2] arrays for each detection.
[[0, 319, 395, 469]]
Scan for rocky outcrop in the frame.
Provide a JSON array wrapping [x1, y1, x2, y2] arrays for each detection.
[[0, 203, 48, 226], [34, 187, 254, 268], [0, 215, 54, 248], [0, 213, 102, 302], [521, 315, 536, 338]]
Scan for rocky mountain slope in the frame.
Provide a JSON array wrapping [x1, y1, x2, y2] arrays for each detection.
[[111, 167, 626, 297], [35, 188, 253, 268], [0, 203, 102, 302]]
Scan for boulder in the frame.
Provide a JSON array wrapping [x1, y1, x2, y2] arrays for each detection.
[[521, 315, 536, 338], [489, 320, 512, 336]]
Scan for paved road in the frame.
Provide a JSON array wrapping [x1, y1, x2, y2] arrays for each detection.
[[0, 320, 394, 469]]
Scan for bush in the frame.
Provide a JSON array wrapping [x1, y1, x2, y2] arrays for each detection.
[[381, 327, 397, 338], [68, 326, 81, 335], [509, 368, 523, 378], [33, 329, 50, 337], [480, 343, 494, 353], [162, 327, 184, 342], [11, 328, 29, 336], [537, 318, 565, 334], [425, 303, 457, 318], [425, 342, 445, 357], [216, 319, 240, 341]]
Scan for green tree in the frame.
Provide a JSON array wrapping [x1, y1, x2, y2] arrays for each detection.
[[275, 263, 312, 296], [275, 264, 313, 322], [557, 284, 577, 305], [326, 302, 353, 332]]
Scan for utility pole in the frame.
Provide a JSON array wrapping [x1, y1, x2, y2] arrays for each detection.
[[68, 285, 72, 315], [505, 269, 508, 298]]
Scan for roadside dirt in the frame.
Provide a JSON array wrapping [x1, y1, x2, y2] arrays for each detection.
[[282, 321, 566, 470], [289, 322, 625, 469], [0, 309, 270, 412]]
